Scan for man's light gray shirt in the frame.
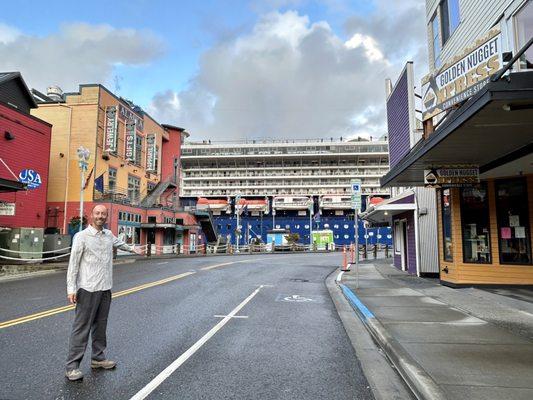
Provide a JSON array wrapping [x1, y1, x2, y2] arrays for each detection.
[[67, 225, 134, 294]]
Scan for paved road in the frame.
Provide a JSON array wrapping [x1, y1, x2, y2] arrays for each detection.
[[0, 253, 375, 400]]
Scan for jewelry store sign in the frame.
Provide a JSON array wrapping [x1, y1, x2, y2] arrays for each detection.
[[424, 167, 479, 187], [104, 106, 118, 153], [421, 28, 503, 121]]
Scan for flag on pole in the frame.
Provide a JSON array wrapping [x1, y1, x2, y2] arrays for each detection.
[[83, 166, 94, 190], [94, 173, 105, 193], [313, 212, 321, 222]]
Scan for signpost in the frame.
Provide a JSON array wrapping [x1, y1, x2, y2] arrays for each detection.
[[351, 179, 362, 288]]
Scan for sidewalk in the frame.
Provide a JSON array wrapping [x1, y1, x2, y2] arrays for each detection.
[[339, 260, 533, 400]]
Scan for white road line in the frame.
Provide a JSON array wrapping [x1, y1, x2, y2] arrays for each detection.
[[129, 285, 266, 400], [213, 315, 249, 319], [157, 261, 169, 265], [336, 271, 344, 283]]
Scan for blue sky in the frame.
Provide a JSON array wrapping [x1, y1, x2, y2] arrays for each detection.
[[0, 0, 425, 139], [3, 0, 371, 104]]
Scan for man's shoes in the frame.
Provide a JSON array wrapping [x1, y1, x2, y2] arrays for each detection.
[[65, 369, 83, 381], [91, 359, 117, 369]]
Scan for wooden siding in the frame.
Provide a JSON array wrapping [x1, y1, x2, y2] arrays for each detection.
[[387, 68, 411, 169], [0, 103, 51, 228], [425, 0, 524, 72], [0, 78, 34, 114], [438, 175, 533, 285]]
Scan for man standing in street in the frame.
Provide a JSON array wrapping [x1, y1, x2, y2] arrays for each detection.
[[65, 204, 143, 381]]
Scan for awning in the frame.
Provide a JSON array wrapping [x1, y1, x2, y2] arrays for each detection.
[[0, 177, 26, 193], [140, 223, 178, 229], [382, 71, 533, 187], [360, 191, 416, 224]]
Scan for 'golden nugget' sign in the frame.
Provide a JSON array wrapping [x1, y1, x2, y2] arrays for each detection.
[[421, 28, 503, 121]]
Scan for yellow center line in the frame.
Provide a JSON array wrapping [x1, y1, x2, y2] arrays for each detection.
[[200, 259, 253, 270], [0, 271, 195, 330]]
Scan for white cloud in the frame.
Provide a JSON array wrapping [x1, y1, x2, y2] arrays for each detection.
[[0, 23, 20, 44], [149, 10, 411, 140], [0, 22, 164, 93], [345, 33, 387, 63]]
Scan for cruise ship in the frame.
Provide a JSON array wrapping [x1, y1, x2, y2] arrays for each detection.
[[180, 138, 392, 246]]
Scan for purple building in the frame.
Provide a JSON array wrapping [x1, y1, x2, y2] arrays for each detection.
[[361, 63, 439, 276]]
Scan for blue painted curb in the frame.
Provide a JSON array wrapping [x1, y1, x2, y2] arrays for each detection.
[[339, 284, 375, 320]]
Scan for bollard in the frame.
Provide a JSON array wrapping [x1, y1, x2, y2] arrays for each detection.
[[350, 243, 355, 264], [373, 244, 378, 259], [363, 244, 367, 260], [147, 242, 151, 257], [341, 245, 350, 271], [385, 244, 389, 258]]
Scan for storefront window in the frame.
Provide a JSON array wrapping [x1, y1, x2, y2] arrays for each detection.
[[460, 185, 491, 263], [442, 189, 453, 261], [496, 179, 531, 264], [515, 0, 533, 70]]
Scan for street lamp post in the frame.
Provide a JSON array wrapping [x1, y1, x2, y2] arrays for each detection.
[[76, 146, 90, 232]]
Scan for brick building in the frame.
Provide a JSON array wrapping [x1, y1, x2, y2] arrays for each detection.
[[31, 84, 215, 252]]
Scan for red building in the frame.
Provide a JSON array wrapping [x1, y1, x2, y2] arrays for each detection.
[[0, 72, 52, 229]]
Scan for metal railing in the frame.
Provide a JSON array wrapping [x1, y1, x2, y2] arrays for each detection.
[[94, 185, 141, 206]]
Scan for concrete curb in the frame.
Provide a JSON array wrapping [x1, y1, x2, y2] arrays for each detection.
[[338, 281, 448, 400], [326, 269, 416, 400]]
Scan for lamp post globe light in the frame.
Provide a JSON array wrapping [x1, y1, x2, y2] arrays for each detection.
[[77, 146, 90, 232]]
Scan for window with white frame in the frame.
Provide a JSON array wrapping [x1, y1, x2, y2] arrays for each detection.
[[394, 221, 402, 254], [440, 0, 461, 44], [431, 12, 441, 69], [515, 0, 533, 70]]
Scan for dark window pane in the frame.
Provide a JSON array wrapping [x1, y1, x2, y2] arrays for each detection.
[[496, 179, 531, 264], [460, 185, 491, 263]]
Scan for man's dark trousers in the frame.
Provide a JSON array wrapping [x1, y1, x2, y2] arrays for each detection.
[[66, 288, 112, 370]]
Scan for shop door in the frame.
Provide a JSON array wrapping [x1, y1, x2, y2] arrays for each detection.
[[147, 229, 156, 245], [190, 233, 197, 252]]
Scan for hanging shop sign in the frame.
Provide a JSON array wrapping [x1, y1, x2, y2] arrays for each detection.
[[0, 202, 15, 216], [424, 167, 479, 187], [146, 134, 157, 172], [18, 169, 42, 189], [421, 28, 503, 121], [124, 120, 137, 162], [104, 106, 118, 153], [118, 104, 144, 132]]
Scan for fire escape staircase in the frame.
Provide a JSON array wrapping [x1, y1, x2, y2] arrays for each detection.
[[140, 178, 177, 208]]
